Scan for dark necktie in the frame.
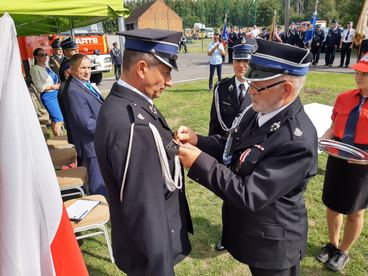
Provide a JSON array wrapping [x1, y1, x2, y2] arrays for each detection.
[[85, 82, 101, 100], [342, 95, 366, 145], [345, 29, 350, 41], [238, 83, 245, 103]]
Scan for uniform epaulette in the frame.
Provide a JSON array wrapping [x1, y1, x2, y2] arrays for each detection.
[[214, 77, 231, 89], [127, 103, 148, 125]]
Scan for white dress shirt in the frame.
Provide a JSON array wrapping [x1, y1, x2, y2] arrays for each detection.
[[117, 79, 153, 105]]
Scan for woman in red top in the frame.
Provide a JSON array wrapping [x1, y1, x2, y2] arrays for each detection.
[[316, 54, 368, 271]]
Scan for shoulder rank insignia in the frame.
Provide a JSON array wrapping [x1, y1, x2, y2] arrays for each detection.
[[269, 121, 282, 133], [148, 105, 157, 114], [137, 113, 145, 120], [294, 127, 303, 137]]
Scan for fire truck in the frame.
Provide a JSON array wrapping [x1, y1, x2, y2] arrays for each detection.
[[18, 23, 112, 84]]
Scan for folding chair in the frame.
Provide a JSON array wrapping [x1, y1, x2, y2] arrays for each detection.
[[50, 147, 77, 169], [47, 135, 73, 150], [65, 195, 114, 263], [56, 166, 87, 198]]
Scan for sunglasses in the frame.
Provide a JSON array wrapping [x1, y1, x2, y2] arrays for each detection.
[[38, 53, 47, 57], [249, 80, 286, 93]]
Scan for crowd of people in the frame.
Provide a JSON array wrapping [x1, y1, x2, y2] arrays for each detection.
[[28, 23, 368, 275]]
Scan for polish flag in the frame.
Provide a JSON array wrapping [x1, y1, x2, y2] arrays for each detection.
[[0, 13, 88, 275]]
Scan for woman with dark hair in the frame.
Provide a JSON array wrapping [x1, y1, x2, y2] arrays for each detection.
[[30, 48, 63, 136]]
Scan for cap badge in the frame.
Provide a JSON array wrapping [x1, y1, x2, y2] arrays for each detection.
[[269, 121, 282, 133], [294, 127, 303, 137], [229, 84, 234, 91], [149, 105, 157, 114], [137, 113, 145, 120]]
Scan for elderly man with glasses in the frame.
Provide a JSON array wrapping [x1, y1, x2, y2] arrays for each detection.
[[175, 39, 318, 276]]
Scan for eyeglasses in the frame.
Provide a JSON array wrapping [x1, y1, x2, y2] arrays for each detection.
[[249, 80, 286, 93], [38, 53, 47, 57]]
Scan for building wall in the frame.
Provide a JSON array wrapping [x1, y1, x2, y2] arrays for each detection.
[[138, 0, 182, 31]]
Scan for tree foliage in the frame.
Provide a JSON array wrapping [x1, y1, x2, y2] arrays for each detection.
[[121, 0, 363, 30]]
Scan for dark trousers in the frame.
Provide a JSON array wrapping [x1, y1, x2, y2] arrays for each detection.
[[228, 47, 233, 63], [249, 263, 300, 276], [85, 157, 107, 197], [340, 42, 352, 66], [311, 46, 321, 64], [209, 63, 222, 90], [325, 46, 337, 65], [114, 64, 121, 80]]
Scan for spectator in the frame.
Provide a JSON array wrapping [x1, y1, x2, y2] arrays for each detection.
[[49, 38, 64, 80], [29, 48, 63, 136], [311, 25, 325, 65], [339, 22, 355, 68], [208, 33, 225, 91], [179, 34, 188, 53], [325, 20, 342, 67], [110, 42, 122, 80], [60, 53, 107, 196], [59, 37, 79, 82]]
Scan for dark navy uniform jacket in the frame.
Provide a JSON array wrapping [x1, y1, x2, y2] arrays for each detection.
[[59, 57, 70, 83], [326, 28, 342, 47], [94, 83, 192, 276], [61, 76, 103, 159], [209, 76, 251, 137], [312, 29, 325, 48], [49, 54, 64, 80], [189, 97, 317, 270]]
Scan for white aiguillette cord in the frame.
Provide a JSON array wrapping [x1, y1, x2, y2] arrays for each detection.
[[120, 123, 183, 202]]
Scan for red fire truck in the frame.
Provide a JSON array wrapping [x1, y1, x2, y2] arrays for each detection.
[[18, 23, 112, 84]]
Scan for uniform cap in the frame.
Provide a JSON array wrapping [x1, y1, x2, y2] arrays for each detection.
[[60, 37, 78, 50], [232, 37, 256, 60], [352, 53, 368, 72], [244, 38, 312, 81], [51, 38, 62, 49], [118, 28, 182, 71]]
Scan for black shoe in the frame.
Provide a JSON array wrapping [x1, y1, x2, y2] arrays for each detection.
[[214, 240, 225, 251], [312, 62, 316, 65], [329, 64, 332, 67], [345, 65, 349, 68], [324, 64, 329, 66], [316, 243, 337, 263], [338, 65, 343, 67], [326, 249, 349, 271]]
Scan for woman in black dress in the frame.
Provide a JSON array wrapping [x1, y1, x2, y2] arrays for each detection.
[[316, 54, 368, 271]]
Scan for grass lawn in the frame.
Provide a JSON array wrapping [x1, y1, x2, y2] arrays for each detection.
[[85, 72, 368, 275]]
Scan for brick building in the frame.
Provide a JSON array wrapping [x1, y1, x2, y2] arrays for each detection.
[[125, 0, 182, 32]]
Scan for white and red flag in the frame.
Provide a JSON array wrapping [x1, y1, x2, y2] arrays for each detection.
[[0, 13, 88, 275]]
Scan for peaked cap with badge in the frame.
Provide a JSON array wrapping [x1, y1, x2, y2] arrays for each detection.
[[51, 38, 62, 49], [118, 28, 182, 70], [232, 37, 256, 60], [244, 38, 312, 81], [60, 37, 78, 50]]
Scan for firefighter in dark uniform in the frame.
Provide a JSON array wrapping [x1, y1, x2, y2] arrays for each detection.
[[48, 38, 64, 80], [209, 37, 255, 137], [227, 26, 238, 64], [209, 37, 255, 252], [285, 22, 299, 46], [311, 25, 325, 65], [94, 29, 193, 276], [59, 37, 78, 82], [176, 39, 318, 275], [325, 20, 342, 67]]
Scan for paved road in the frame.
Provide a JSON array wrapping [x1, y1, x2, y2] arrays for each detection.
[[98, 51, 357, 92]]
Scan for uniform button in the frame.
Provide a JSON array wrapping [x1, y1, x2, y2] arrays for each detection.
[[235, 137, 240, 141], [196, 178, 199, 182], [171, 229, 175, 234]]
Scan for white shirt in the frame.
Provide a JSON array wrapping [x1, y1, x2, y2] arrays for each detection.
[[117, 79, 153, 105], [208, 41, 224, 65], [257, 100, 294, 127], [341, 28, 355, 43], [234, 77, 249, 99]]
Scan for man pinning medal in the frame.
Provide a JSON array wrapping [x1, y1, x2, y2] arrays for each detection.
[[94, 29, 193, 276], [209, 37, 256, 137], [176, 39, 318, 275]]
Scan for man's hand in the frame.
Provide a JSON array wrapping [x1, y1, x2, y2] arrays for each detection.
[[175, 126, 198, 145], [178, 143, 202, 168]]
